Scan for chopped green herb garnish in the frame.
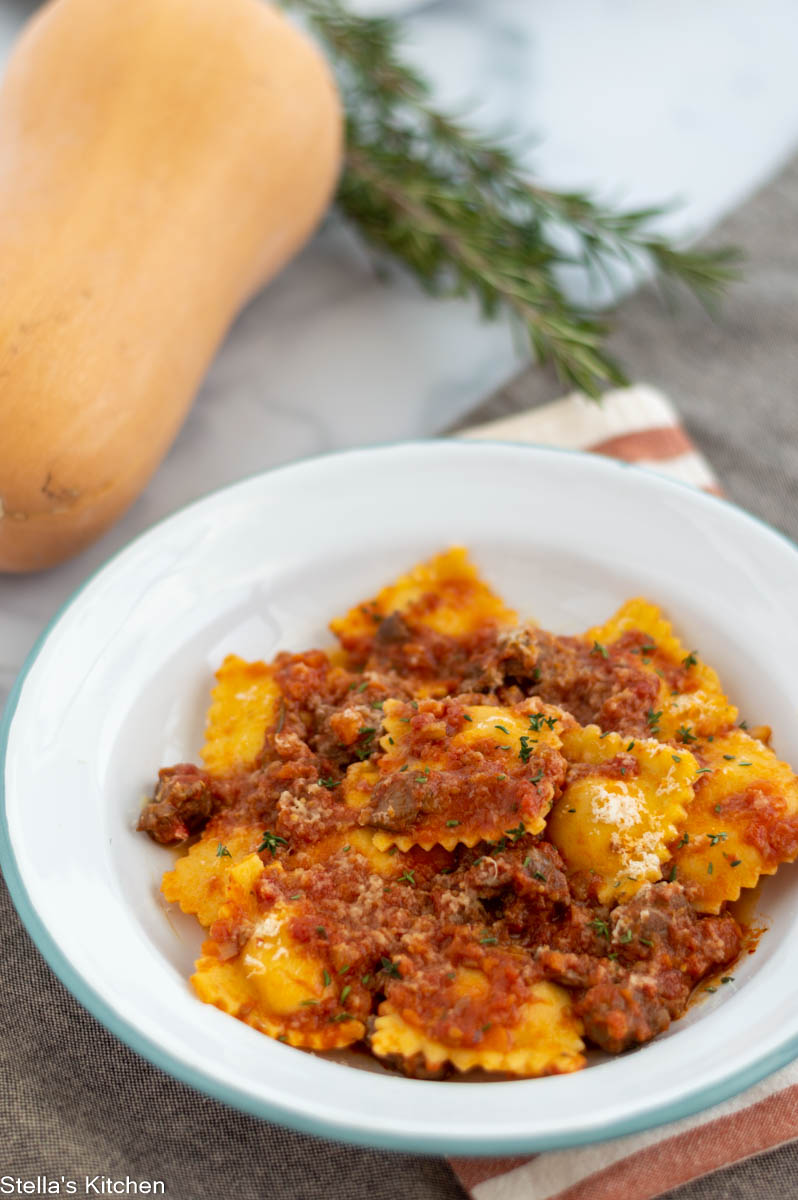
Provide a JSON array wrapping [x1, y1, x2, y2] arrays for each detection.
[[496, 773, 507, 781], [506, 821, 526, 842], [639, 936, 653, 947], [590, 918, 610, 939], [380, 957, 401, 978], [707, 862, 714, 874], [528, 713, 558, 732], [257, 830, 288, 856], [357, 681, 368, 693], [620, 929, 633, 944], [518, 735, 533, 764], [399, 764, 409, 772], [322, 969, 331, 987], [361, 974, 371, 986], [533, 871, 546, 882], [315, 926, 328, 939], [318, 776, 339, 790], [592, 640, 609, 659], [696, 767, 712, 774], [677, 832, 690, 848], [682, 651, 698, 668], [626, 741, 635, 752], [646, 709, 662, 729], [730, 859, 742, 867], [215, 843, 232, 859], [480, 935, 498, 945], [340, 985, 351, 1003], [723, 754, 736, 761], [355, 726, 377, 760], [446, 819, 460, 828], [672, 754, 682, 763], [462, 713, 473, 722], [668, 865, 677, 882], [707, 832, 727, 845], [677, 725, 698, 743], [494, 724, 510, 734], [739, 760, 753, 767], [398, 869, 416, 886]]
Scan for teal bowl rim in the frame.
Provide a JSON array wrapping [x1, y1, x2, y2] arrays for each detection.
[[3, 439, 798, 1154]]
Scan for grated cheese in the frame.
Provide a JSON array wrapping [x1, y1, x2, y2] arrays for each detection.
[[591, 782, 642, 829], [243, 953, 267, 977], [252, 913, 282, 941], [612, 830, 663, 882]]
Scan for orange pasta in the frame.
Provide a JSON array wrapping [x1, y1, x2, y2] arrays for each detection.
[[139, 549, 796, 1076]]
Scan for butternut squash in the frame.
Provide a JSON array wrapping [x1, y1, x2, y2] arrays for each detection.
[[0, 0, 342, 572]]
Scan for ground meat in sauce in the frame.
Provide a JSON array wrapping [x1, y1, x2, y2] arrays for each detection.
[[525, 631, 662, 734], [537, 883, 742, 1052], [368, 774, 423, 830], [374, 611, 412, 646], [721, 783, 798, 867], [141, 592, 755, 1076], [137, 765, 220, 843]]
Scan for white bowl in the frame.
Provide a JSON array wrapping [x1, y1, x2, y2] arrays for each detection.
[[3, 441, 798, 1154]]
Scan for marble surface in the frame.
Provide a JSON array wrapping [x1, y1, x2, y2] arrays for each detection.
[[1, 0, 798, 705]]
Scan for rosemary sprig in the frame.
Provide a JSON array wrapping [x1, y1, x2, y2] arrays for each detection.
[[283, 0, 742, 397]]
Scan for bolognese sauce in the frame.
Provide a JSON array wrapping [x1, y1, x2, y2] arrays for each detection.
[[138, 549, 798, 1078]]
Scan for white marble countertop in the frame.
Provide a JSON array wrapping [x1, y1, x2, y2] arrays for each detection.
[[1, 0, 798, 704]]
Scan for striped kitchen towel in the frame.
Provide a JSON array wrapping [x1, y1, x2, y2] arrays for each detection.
[[458, 383, 718, 494], [450, 382, 797, 1200]]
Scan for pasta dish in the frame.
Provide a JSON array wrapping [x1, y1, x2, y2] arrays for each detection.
[[138, 549, 798, 1078]]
